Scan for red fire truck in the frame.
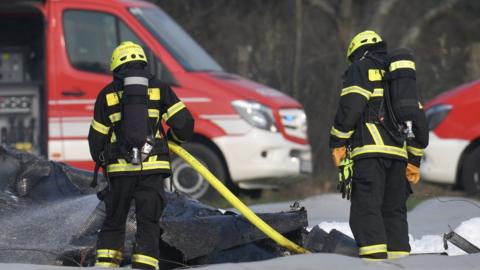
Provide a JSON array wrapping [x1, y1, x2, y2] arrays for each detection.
[[0, 0, 311, 199]]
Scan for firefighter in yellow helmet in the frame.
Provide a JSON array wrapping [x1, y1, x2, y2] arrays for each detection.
[[88, 41, 194, 269], [329, 31, 428, 260]]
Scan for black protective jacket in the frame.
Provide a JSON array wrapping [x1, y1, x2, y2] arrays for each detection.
[[88, 75, 194, 177], [329, 43, 428, 167]]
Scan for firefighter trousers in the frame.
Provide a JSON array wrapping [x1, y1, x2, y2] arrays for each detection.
[[349, 157, 411, 260], [96, 174, 165, 269]]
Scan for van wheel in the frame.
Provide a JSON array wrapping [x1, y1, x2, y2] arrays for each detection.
[[461, 147, 480, 196], [168, 143, 229, 201]]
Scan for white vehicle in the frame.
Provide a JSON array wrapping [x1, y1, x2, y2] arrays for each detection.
[[421, 80, 480, 195]]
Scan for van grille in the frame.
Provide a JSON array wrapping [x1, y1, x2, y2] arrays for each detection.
[[279, 109, 308, 140]]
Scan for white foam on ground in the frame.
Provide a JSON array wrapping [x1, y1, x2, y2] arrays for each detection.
[[316, 217, 480, 255], [317, 221, 353, 238], [410, 234, 446, 254], [255, 195, 480, 257], [317, 221, 451, 254]]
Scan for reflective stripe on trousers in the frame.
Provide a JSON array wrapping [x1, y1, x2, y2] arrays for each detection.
[[132, 253, 159, 269]]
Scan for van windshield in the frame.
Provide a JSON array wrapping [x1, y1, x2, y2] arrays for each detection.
[[130, 7, 223, 72]]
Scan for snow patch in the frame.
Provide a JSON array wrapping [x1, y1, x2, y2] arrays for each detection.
[[410, 234, 445, 254], [317, 221, 353, 239], [314, 217, 480, 256]]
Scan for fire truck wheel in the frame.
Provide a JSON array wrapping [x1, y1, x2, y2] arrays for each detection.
[[461, 146, 480, 196], [168, 143, 229, 201]]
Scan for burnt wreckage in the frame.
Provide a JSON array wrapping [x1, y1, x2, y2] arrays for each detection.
[[0, 146, 358, 268]]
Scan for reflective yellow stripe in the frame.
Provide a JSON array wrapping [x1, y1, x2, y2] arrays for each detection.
[[340, 85, 371, 100], [148, 88, 160, 100], [149, 109, 160, 119], [362, 258, 385, 262], [117, 158, 127, 164], [109, 112, 121, 123], [368, 69, 384, 81], [352, 145, 408, 159], [148, 155, 157, 162], [155, 130, 162, 138], [330, 126, 354, 139], [389, 60, 415, 72], [106, 92, 120, 106], [365, 123, 384, 145], [15, 142, 32, 151], [110, 132, 117, 143], [131, 254, 159, 268], [407, 146, 424, 156], [95, 261, 119, 268], [162, 101, 186, 121], [91, 120, 110, 135], [107, 160, 170, 173], [106, 89, 161, 105], [371, 88, 384, 97], [359, 244, 387, 256], [96, 249, 122, 260], [388, 251, 410, 259]]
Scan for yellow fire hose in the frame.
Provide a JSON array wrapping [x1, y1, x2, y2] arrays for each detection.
[[168, 141, 310, 254]]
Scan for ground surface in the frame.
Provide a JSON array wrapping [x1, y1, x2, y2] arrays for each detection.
[[1, 193, 479, 269]]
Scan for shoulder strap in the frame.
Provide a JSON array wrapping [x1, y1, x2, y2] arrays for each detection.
[[91, 125, 113, 188], [365, 52, 387, 69], [365, 52, 396, 121], [365, 52, 406, 144]]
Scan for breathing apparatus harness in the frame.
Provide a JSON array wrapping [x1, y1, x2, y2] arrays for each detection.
[[90, 72, 167, 196], [364, 49, 418, 144]]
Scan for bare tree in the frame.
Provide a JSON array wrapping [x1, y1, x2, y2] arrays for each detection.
[[292, 0, 304, 99], [152, 0, 480, 185]]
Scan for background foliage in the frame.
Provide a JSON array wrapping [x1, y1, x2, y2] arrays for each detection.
[[150, 0, 480, 186]]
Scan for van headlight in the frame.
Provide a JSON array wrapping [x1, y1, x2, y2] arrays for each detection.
[[426, 104, 452, 130], [232, 100, 278, 132]]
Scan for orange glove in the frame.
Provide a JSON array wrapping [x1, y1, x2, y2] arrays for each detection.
[[331, 146, 347, 167], [406, 163, 420, 184]]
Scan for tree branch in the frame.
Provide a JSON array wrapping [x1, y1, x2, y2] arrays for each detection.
[[309, 0, 335, 17], [400, 0, 460, 47], [293, 0, 304, 99], [369, 0, 400, 32]]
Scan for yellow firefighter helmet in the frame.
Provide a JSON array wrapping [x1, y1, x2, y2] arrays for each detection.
[[110, 41, 147, 71], [347, 30, 382, 60]]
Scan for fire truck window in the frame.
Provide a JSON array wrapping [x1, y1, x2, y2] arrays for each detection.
[[117, 21, 154, 73], [63, 10, 116, 74], [118, 21, 176, 85], [118, 21, 144, 48]]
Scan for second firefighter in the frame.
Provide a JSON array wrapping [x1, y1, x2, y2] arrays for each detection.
[[330, 31, 429, 260]]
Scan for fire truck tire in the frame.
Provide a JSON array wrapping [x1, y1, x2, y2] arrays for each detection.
[[169, 143, 228, 201]]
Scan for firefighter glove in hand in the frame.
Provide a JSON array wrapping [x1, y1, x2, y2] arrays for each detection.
[[337, 157, 353, 200], [332, 146, 347, 167], [406, 163, 420, 184]]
